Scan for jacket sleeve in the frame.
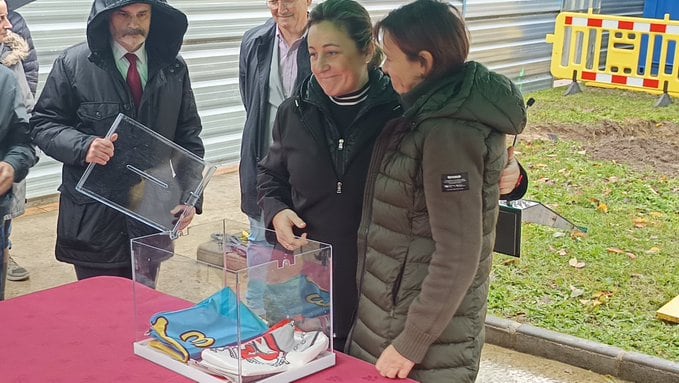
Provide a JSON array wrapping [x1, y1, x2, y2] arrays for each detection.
[[174, 65, 204, 159], [30, 55, 95, 166], [8, 11, 38, 96], [390, 122, 490, 363], [2, 77, 36, 183], [256, 111, 293, 229], [174, 63, 205, 213], [238, 36, 250, 111]]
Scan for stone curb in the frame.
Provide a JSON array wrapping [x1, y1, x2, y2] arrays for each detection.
[[485, 315, 679, 383]]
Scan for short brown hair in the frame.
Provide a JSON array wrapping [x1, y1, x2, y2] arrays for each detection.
[[375, 0, 469, 79]]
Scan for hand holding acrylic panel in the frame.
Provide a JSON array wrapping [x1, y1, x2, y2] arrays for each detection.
[[76, 114, 215, 238]]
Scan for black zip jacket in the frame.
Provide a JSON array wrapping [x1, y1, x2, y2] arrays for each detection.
[[257, 69, 402, 344]]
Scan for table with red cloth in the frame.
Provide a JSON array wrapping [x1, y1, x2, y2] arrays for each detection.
[[0, 276, 416, 382]]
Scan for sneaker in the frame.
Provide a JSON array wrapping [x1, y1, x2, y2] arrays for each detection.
[[199, 320, 329, 377], [7, 257, 29, 281]]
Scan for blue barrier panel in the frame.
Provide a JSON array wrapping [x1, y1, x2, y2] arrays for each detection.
[[639, 0, 678, 74]]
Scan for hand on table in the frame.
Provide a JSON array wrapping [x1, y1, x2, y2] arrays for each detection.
[[375, 345, 415, 379]]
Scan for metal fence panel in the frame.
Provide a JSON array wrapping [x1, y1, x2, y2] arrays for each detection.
[[600, 0, 644, 17], [466, 8, 561, 94], [464, 0, 559, 18]]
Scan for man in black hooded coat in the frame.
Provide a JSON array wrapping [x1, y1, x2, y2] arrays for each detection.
[[30, 0, 204, 280]]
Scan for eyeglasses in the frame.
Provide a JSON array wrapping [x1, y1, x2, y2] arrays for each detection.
[[266, 0, 298, 10]]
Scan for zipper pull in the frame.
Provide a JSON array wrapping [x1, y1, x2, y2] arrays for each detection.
[[336, 181, 343, 194], [338, 138, 344, 150]]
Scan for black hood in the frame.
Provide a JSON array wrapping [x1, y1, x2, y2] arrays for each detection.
[[86, 0, 187, 62]]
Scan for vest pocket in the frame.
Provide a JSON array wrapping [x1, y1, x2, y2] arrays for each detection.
[[391, 257, 408, 310]]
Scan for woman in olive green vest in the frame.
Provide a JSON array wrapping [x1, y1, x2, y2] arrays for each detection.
[[348, 1, 527, 382]]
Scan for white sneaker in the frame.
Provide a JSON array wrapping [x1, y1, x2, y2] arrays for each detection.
[[7, 257, 29, 281], [286, 330, 329, 366], [199, 320, 328, 377]]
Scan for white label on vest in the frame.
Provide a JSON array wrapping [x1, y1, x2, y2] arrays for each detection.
[[441, 173, 469, 192]]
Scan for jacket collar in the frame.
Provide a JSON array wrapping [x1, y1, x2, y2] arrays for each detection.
[[300, 68, 397, 110], [252, 18, 277, 41], [400, 66, 465, 115], [0, 31, 29, 67], [401, 61, 527, 135]]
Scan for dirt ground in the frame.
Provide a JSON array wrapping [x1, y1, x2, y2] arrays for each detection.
[[522, 119, 679, 177]]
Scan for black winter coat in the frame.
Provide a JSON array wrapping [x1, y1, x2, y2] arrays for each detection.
[[257, 70, 402, 345], [30, 0, 204, 267], [238, 18, 311, 218]]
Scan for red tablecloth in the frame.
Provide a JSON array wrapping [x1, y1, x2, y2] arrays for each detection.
[[0, 276, 415, 382]]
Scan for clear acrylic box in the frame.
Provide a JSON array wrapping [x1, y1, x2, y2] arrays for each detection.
[[76, 113, 216, 238], [131, 219, 336, 382]]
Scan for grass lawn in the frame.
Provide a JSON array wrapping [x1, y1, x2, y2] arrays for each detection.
[[488, 85, 679, 362]]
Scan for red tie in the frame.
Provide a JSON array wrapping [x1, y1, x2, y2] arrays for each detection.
[[124, 53, 143, 111]]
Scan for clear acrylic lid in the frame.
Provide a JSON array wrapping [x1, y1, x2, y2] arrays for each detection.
[[76, 113, 216, 237]]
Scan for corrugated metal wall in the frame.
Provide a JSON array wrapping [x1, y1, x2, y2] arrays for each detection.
[[601, 0, 644, 17], [464, 0, 562, 94], [18, 0, 643, 200]]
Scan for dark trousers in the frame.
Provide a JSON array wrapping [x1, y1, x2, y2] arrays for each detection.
[[74, 265, 133, 280], [74, 256, 162, 289], [57, 195, 170, 289]]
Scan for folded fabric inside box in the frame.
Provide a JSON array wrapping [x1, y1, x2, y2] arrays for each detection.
[[148, 287, 269, 362]]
